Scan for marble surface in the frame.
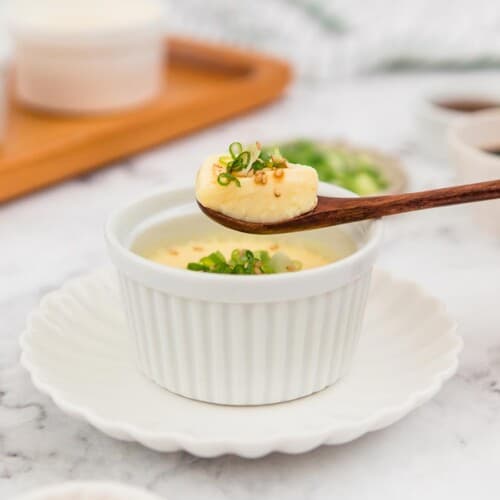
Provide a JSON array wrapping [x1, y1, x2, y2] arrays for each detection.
[[2, 71, 500, 500]]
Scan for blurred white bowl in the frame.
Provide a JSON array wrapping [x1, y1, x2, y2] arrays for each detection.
[[416, 87, 500, 160], [448, 109, 500, 237], [8, 0, 166, 114], [11, 481, 164, 500]]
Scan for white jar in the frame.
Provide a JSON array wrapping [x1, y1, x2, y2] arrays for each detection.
[[8, 0, 166, 114], [448, 109, 500, 238]]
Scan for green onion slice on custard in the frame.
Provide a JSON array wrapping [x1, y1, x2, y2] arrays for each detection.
[[229, 141, 243, 159], [187, 249, 303, 275], [216, 172, 241, 187], [216, 141, 288, 187]]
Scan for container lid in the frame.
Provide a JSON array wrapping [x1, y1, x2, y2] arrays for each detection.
[[8, 0, 166, 46], [0, 8, 12, 71]]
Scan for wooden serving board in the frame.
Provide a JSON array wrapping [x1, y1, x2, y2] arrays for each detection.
[[0, 37, 292, 202]]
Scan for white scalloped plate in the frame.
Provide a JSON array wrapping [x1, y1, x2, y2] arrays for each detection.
[[20, 268, 462, 458], [11, 481, 163, 500]]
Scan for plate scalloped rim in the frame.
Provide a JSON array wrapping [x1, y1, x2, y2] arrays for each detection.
[[20, 268, 462, 458]]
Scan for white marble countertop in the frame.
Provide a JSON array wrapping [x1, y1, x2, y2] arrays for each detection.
[[2, 72, 500, 500]]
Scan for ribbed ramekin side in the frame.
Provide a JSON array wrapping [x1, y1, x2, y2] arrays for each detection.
[[117, 271, 373, 406], [283, 270, 373, 402], [339, 271, 373, 377]]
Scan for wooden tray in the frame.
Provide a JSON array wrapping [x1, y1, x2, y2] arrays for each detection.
[[0, 37, 291, 202]]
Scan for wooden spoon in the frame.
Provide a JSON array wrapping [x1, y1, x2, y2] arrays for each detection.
[[198, 179, 500, 234]]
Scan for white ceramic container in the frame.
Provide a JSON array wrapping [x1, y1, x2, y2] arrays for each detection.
[[415, 85, 500, 160], [8, 0, 166, 114], [105, 184, 381, 406], [0, 42, 10, 144], [10, 481, 163, 500], [448, 109, 500, 238]]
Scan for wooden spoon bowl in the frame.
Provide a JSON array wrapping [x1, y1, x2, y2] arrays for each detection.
[[198, 179, 500, 234]]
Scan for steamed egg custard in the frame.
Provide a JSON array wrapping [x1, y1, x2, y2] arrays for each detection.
[[196, 141, 318, 223], [144, 237, 336, 274], [137, 226, 356, 275]]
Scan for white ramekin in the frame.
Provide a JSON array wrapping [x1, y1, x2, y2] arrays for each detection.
[[8, 0, 166, 114], [106, 184, 382, 405], [10, 481, 163, 500], [448, 109, 500, 238]]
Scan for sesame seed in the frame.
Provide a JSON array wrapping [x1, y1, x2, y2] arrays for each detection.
[[212, 163, 223, 176], [168, 249, 179, 256]]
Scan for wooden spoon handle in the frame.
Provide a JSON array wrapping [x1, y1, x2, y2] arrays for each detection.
[[323, 179, 500, 224]]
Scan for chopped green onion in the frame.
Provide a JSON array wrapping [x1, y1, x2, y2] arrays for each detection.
[[232, 264, 246, 274], [254, 250, 274, 273], [187, 262, 209, 272], [246, 142, 262, 166], [217, 172, 241, 187], [187, 248, 302, 275], [200, 251, 226, 268], [252, 158, 266, 171], [216, 141, 287, 188], [238, 151, 251, 167], [229, 142, 243, 159], [218, 155, 232, 166], [228, 151, 251, 172], [230, 248, 242, 263]]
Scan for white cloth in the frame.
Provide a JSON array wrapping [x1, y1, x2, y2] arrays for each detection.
[[167, 0, 500, 79]]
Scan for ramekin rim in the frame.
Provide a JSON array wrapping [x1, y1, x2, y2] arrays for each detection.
[[105, 183, 382, 287]]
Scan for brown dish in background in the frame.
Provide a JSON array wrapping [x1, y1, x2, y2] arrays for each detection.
[[481, 145, 500, 156], [434, 99, 500, 113]]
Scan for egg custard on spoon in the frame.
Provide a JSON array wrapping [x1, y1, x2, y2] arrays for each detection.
[[196, 141, 319, 224]]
